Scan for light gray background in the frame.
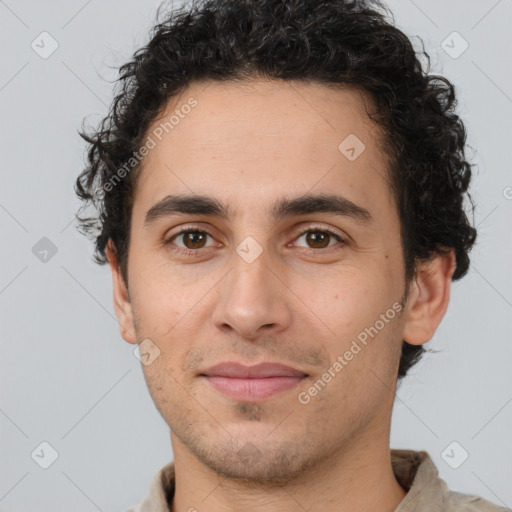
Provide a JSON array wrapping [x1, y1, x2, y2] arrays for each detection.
[[1, 0, 511, 510]]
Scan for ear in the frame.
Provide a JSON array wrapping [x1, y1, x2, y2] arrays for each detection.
[[105, 239, 137, 345], [402, 248, 456, 345]]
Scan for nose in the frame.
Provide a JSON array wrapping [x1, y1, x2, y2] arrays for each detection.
[[211, 247, 293, 340]]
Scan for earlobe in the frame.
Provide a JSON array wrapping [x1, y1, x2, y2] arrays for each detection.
[[402, 249, 456, 346], [106, 239, 138, 345]]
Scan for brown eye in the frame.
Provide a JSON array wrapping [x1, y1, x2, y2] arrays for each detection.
[[180, 231, 208, 249], [305, 231, 331, 249], [165, 229, 216, 253], [294, 228, 345, 251]]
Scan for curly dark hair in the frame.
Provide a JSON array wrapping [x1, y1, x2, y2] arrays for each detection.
[[75, 0, 477, 380]]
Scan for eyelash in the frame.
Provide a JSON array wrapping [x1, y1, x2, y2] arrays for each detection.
[[163, 225, 348, 257]]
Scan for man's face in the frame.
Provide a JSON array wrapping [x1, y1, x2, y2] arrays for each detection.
[[114, 79, 413, 482]]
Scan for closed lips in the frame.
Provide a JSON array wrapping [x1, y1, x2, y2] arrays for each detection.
[[201, 362, 308, 378]]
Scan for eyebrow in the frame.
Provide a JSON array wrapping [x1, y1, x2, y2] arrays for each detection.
[[144, 193, 373, 227]]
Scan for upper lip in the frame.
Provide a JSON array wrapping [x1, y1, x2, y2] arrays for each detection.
[[201, 362, 308, 378]]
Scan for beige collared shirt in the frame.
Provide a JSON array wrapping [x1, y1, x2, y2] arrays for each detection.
[[126, 449, 508, 512]]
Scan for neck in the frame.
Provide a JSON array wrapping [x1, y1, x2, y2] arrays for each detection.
[[169, 423, 407, 512]]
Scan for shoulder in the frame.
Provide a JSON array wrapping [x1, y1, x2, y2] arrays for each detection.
[[123, 496, 149, 512], [391, 449, 508, 512], [123, 461, 175, 512], [444, 489, 509, 511]]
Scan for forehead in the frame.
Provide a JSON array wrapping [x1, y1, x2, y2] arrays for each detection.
[[133, 78, 393, 222]]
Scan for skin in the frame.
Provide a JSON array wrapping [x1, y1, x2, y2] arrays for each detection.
[[106, 78, 455, 512]]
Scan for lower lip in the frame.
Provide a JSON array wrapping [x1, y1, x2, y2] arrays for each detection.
[[204, 375, 306, 401]]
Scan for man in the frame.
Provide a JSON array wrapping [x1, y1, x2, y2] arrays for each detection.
[[75, 0, 506, 510]]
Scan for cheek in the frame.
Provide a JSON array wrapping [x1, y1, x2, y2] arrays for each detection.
[[296, 266, 401, 363], [141, 357, 188, 425], [295, 266, 384, 326], [130, 262, 206, 328]]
